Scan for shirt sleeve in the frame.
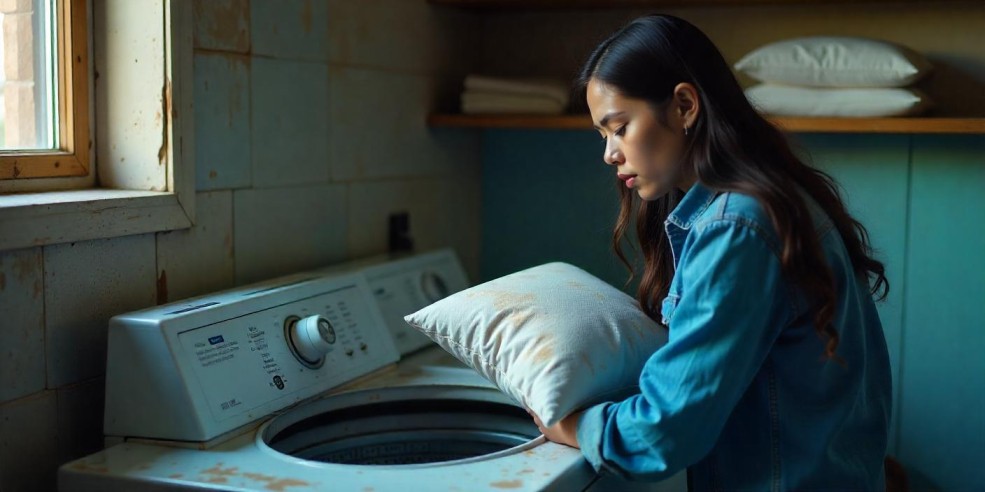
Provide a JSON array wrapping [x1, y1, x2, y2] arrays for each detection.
[[576, 219, 791, 481]]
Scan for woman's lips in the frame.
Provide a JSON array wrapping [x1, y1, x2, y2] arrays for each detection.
[[617, 174, 637, 188]]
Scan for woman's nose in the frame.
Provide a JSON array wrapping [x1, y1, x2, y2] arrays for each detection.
[[604, 141, 623, 166]]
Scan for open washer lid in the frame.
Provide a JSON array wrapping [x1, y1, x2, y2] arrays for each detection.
[[258, 385, 540, 466]]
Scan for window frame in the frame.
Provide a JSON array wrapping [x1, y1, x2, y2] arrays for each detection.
[[0, 0, 195, 251], [0, 0, 91, 180]]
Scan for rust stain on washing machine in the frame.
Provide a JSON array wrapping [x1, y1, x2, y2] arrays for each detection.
[[241, 471, 311, 490], [201, 463, 238, 477], [265, 478, 311, 491], [490, 479, 523, 489]]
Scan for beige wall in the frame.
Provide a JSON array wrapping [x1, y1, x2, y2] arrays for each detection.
[[0, 1, 481, 489]]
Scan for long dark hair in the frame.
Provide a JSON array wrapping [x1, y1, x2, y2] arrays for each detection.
[[578, 15, 888, 360]]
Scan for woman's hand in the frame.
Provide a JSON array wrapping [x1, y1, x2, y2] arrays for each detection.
[[529, 409, 583, 449]]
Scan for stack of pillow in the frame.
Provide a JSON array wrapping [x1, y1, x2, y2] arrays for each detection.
[[460, 75, 570, 115], [734, 36, 934, 117]]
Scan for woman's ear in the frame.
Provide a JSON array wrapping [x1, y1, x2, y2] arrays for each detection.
[[672, 82, 700, 129]]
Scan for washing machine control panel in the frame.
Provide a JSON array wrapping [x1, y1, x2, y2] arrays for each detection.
[[104, 272, 399, 442], [175, 284, 389, 425], [364, 252, 470, 356]]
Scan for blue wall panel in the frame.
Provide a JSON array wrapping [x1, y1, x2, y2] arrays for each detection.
[[482, 129, 628, 288], [797, 134, 910, 456], [898, 135, 985, 491]]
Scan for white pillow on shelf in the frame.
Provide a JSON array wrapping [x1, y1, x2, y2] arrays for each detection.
[[403, 262, 668, 427], [745, 84, 932, 117], [734, 36, 932, 88]]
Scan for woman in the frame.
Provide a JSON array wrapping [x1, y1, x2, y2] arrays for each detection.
[[530, 14, 893, 490]]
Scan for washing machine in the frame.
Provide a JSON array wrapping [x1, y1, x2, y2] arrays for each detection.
[[58, 250, 686, 491]]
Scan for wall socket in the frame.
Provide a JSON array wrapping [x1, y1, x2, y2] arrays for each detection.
[[388, 212, 414, 254]]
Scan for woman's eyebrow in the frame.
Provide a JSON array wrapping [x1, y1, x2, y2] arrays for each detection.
[[594, 111, 626, 130]]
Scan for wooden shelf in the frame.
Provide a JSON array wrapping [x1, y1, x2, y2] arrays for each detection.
[[428, 114, 985, 134], [428, 0, 954, 9]]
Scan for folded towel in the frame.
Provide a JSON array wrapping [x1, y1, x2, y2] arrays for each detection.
[[464, 75, 570, 106], [461, 91, 566, 115]]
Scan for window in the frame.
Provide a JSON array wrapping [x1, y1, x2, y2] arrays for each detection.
[[0, 0, 89, 181], [0, 0, 195, 252]]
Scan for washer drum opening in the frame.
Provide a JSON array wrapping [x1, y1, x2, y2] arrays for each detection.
[[260, 385, 542, 466]]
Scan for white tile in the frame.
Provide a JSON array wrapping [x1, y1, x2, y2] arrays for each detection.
[[251, 0, 328, 61], [234, 185, 348, 285], [252, 57, 330, 187], [329, 67, 480, 181], [0, 248, 45, 403], [56, 378, 105, 466], [347, 177, 481, 282], [195, 52, 252, 191], [327, 0, 480, 75], [156, 191, 235, 303], [44, 235, 157, 387], [0, 391, 58, 492], [193, 0, 250, 53]]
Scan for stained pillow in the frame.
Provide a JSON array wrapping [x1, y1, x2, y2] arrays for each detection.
[[734, 36, 932, 88], [403, 262, 668, 427], [745, 84, 932, 117]]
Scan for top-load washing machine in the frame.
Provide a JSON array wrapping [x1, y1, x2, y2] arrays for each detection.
[[58, 249, 685, 491]]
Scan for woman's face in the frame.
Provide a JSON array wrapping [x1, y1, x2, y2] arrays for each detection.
[[586, 78, 696, 201]]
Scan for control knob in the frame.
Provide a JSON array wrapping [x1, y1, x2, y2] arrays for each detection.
[[285, 315, 336, 368]]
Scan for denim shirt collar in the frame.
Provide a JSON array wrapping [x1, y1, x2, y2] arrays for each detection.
[[666, 182, 718, 230]]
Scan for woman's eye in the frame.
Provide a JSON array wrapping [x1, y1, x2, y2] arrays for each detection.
[[615, 125, 627, 137]]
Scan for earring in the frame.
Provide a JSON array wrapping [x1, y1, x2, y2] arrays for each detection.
[[684, 125, 690, 137]]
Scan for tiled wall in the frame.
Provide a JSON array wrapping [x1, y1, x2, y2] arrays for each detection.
[[0, 1, 481, 489]]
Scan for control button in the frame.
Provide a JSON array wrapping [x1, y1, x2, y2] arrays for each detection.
[[359, 343, 368, 352], [345, 348, 354, 357], [284, 315, 336, 369]]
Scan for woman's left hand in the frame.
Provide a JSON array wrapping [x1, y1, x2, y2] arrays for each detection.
[[529, 409, 583, 449]]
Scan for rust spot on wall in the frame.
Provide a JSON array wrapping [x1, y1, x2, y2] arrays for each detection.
[[169, 473, 184, 479], [490, 480, 523, 489], [209, 170, 217, 179], [205, 476, 228, 484], [194, 0, 250, 52], [158, 78, 172, 166], [300, 0, 313, 33], [223, 232, 233, 258], [157, 270, 169, 305]]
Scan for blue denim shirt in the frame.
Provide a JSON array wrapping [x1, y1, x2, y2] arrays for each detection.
[[576, 183, 892, 491]]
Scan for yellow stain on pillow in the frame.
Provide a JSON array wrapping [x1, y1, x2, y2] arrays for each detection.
[[466, 290, 537, 311]]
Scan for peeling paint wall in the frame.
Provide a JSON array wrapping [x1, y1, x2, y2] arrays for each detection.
[[0, 1, 482, 489]]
